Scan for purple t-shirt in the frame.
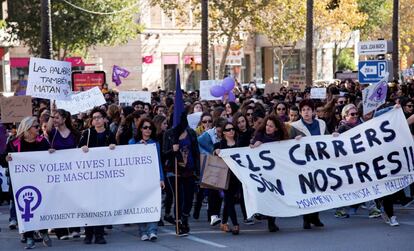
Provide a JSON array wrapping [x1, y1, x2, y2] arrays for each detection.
[[50, 128, 77, 150]]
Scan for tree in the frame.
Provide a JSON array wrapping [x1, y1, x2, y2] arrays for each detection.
[[314, 0, 367, 73], [357, 0, 391, 40], [152, 0, 269, 79], [254, 0, 306, 84], [6, 0, 142, 59]]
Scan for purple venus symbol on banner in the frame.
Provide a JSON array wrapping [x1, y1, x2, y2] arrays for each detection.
[[369, 79, 388, 102], [16, 186, 42, 222], [112, 65, 130, 86]]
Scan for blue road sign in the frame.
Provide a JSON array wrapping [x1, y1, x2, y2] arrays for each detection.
[[358, 60, 393, 84]]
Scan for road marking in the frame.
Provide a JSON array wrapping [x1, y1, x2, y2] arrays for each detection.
[[160, 228, 227, 248]]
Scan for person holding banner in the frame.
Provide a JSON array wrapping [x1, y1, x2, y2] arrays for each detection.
[[214, 122, 244, 234], [79, 107, 116, 245], [198, 117, 227, 226], [290, 99, 329, 229], [129, 118, 165, 241], [4, 116, 51, 249], [250, 115, 289, 232], [46, 105, 82, 240]]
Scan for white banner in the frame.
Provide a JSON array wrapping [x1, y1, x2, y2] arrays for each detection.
[[56, 87, 106, 115], [27, 57, 72, 100], [119, 91, 151, 105], [220, 108, 414, 217], [200, 80, 221, 101], [9, 144, 161, 233]]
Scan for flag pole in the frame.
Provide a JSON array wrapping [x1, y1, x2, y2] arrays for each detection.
[[172, 69, 183, 236], [175, 156, 179, 235]]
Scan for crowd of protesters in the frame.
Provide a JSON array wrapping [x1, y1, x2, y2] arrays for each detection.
[[1, 78, 414, 249]]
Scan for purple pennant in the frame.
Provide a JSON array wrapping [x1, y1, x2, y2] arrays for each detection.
[[112, 65, 130, 86], [368, 78, 388, 102]]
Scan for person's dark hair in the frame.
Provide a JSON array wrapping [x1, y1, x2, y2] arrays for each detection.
[[197, 111, 213, 127], [122, 106, 134, 118], [135, 117, 156, 141], [214, 117, 228, 129], [255, 115, 288, 140], [153, 115, 167, 135], [226, 102, 239, 115], [232, 112, 249, 130], [299, 99, 315, 111], [252, 109, 265, 122], [223, 122, 237, 139], [132, 100, 144, 108], [212, 106, 225, 121], [289, 105, 299, 114], [55, 109, 80, 140], [90, 107, 107, 119], [273, 101, 289, 115]]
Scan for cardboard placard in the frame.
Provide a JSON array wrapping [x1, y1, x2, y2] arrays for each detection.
[[264, 84, 283, 95], [200, 154, 230, 190], [288, 74, 306, 92], [0, 96, 33, 123]]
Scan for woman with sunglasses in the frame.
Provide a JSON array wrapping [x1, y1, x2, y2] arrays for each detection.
[[273, 102, 289, 122], [214, 122, 242, 235], [3, 116, 51, 249], [195, 112, 213, 136], [129, 118, 165, 241], [250, 115, 289, 232]]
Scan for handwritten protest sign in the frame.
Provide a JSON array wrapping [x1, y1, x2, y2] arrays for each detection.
[[56, 87, 105, 115], [264, 84, 282, 95], [288, 74, 306, 91], [362, 73, 388, 115], [200, 80, 221, 101], [119, 91, 151, 105], [220, 108, 414, 217], [187, 112, 202, 129], [9, 144, 161, 233], [27, 57, 72, 100], [0, 96, 32, 123], [310, 88, 327, 99], [0, 167, 9, 192]]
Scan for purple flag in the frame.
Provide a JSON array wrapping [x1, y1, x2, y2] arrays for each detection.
[[112, 65, 130, 86]]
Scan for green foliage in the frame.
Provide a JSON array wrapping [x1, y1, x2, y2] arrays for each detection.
[[337, 49, 355, 71], [6, 0, 142, 59], [357, 0, 392, 40]]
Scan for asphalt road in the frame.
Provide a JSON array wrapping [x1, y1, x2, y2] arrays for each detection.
[[1, 203, 413, 251]]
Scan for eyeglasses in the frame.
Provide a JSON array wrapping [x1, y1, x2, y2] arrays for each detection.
[[202, 120, 213, 124], [142, 126, 152, 130], [349, 112, 358, 117], [31, 125, 40, 129], [337, 101, 345, 105], [406, 105, 413, 108], [246, 113, 253, 116], [277, 108, 286, 111], [92, 116, 103, 120], [223, 127, 235, 132]]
